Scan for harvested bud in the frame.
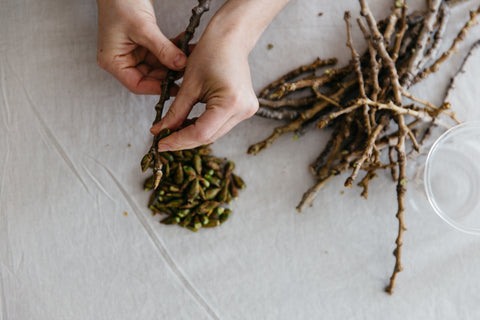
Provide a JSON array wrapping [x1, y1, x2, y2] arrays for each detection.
[[199, 178, 210, 188], [217, 184, 229, 202], [160, 215, 180, 225], [179, 214, 192, 227], [157, 128, 171, 139], [193, 154, 202, 175], [229, 180, 239, 198], [183, 150, 193, 161], [174, 164, 184, 185], [219, 212, 230, 224], [177, 209, 191, 218], [163, 162, 170, 177], [193, 216, 202, 230], [214, 170, 224, 179], [187, 178, 200, 201], [165, 192, 183, 198], [159, 155, 169, 165], [166, 199, 183, 208], [201, 215, 209, 225], [198, 185, 207, 200], [197, 201, 220, 214], [141, 153, 153, 172], [205, 188, 221, 200], [161, 152, 174, 163], [226, 190, 233, 204], [205, 161, 221, 171], [144, 176, 155, 191], [204, 174, 221, 187], [169, 186, 180, 192], [180, 201, 200, 209], [172, 150, 184, 160], [224, 161, 235, 177], [183, 165, 197, 178], [153, 170, 162, 190], [232, 174, 246, 189], [196, 147, 212, 155], [203, 219, 220, 228]]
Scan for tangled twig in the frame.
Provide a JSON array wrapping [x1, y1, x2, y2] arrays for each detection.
[[249, 0, 480, 294]]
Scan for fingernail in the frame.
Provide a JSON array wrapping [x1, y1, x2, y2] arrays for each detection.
[[173, 54, 186, 69], [157, 143, 170, 152]]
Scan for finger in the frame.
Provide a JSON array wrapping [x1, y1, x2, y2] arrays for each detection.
[[136, 63, 152, 76], [133, 23, 187, 71], [170, 33, 196, 54], [150, 79, 199, 135], [156, 107, 232, 151], [111, 66, 179, 95], [112, 66, 162, 94]]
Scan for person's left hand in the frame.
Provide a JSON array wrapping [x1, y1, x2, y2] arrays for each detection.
[[150, 31, 259, 151]]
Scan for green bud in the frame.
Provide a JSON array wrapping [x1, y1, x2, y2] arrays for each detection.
[[174, 164, 184, 185], [201, 215, 210, 225], [193, 216, 202, 230], [143, 176, 155, 191], [183, 165, 197, 178], [169, 186, 180, 192], [224, 161, 235, 177], [193, 154, 202, 175], [199, 178, 210, 188], [196, 147, 212, 155], [157, 129, 171, 139], [141, 153, 153, 172], [203, 219, 220, 228], [166, 199, 183, 208], [205, 161, 221, 171], [229, 181, 239, 198], [204, 174, 221, 187], [232, 174, 246, 189], [219, 212, 230, 224], [217, 184, 229, 202], [160, 152, 174, 163], [205, 188, 221, 200], [187, 178, 200, 201], [177, 209, 190, 218], [172, 150, 184, 161], [160, 215, 180, 225]]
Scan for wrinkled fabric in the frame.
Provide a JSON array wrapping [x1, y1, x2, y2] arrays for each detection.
[[1, 0, 480, 319]]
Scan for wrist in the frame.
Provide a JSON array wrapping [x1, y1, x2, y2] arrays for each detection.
[[203, 0, 290, 54]]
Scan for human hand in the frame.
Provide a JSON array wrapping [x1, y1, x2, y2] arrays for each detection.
[[96, 0, 187, 94], [150, 32, 259, 151], [149, 0, 290, 151]]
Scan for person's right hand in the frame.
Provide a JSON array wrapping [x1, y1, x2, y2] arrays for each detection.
[[96, 0, 187, 94]]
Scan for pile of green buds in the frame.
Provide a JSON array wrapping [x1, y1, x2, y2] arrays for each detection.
[[141, 131, 246, 232]]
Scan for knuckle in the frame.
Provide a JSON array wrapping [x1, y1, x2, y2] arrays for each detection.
[[196, 129, 212, 143], [243, 98, 259, 119]]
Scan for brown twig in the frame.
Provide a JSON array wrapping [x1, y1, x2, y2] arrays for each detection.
[[145, 0, 210, 189], [259, 57, 338, 98], [413, 5, 480, 84]]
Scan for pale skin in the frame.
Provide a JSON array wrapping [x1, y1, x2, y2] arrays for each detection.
[[96, 0, 290, 151]]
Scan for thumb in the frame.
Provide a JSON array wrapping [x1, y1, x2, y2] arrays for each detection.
[[150, 78, 199, 135], [134, 23, 187, 71]]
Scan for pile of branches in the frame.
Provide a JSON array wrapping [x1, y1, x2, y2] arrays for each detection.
[[248, 0, 480, 294]]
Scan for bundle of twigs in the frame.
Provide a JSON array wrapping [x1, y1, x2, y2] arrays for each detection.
[[248, 0, 480, 294]]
